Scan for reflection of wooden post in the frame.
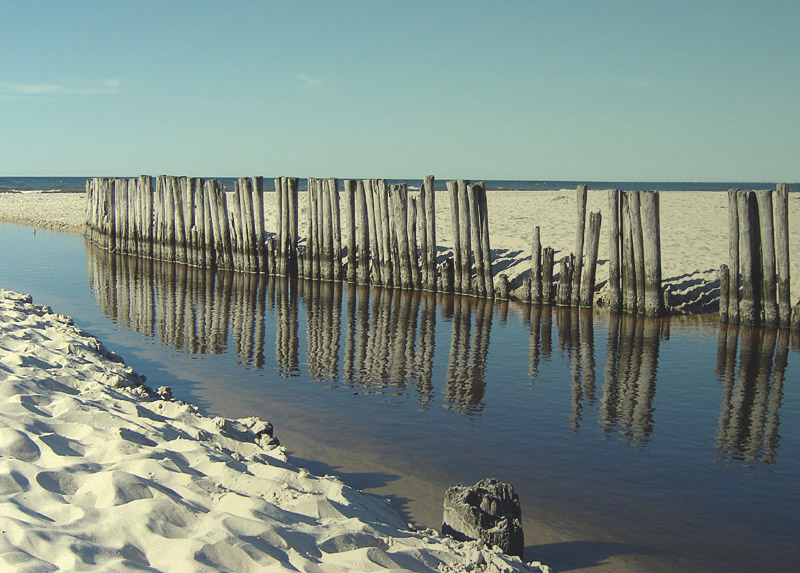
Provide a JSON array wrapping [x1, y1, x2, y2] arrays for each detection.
[[344, 180, 357, 283], [542, 247, 555, 304], [447, 181, 462, 293], [580, 211, 602, 307], [572, 184, 588, 306], [756, 189, 778, 327], [738, 190, 762, 326], [640, 191, 664, 317], [608, 189, 621, 313], [727, 189, 740, 324], [775, 184, 791, 327], [356, 180, 370, 285], [719, 264, 730, 324], [531, 226, 542, 304]]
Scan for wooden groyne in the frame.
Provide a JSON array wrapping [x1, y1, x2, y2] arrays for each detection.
[[719, 185, 797, 330]]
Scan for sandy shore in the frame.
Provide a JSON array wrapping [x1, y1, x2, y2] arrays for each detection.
[[1, 188, 798, 313], [0, 288, 546, 571]]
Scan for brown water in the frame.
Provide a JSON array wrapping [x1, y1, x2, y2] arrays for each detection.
[[1, 224, 799, 572]]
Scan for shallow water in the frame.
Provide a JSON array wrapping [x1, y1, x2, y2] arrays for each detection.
[[1, 224, 799, 572]]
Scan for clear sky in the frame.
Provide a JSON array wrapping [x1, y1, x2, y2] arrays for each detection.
[[2, 1, 798, 181]]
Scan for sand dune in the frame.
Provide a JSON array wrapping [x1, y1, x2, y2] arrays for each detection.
[[0, 288, 546, 571]]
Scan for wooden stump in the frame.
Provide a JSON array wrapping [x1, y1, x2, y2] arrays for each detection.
[[356, 180, 371, 285], [621, 192, 637, 314], [408, 196, 421, 289], [447, 180, 462, 294], [467, 183, 485, 297], [344, 180, 357, 283], [477, 182, 493, 298], [328, 178, 342, 281], [719, 264, 730, 324], [531, 226, 542, 304], [422, 175, 437, 291], [542, 247, 555, 304], [580, 211, 602, 307], [556, 255, 573, 306], [738, 190, 763, 326], [457, 180, 472, 295], [628, 191, 646, 315], [756, 189, 778, 327]]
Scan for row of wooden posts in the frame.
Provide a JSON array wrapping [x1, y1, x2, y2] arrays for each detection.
[[85, 175, 613, 306], [719, 185, 799, 330]]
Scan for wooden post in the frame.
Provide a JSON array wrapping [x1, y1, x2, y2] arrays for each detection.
[[542, 247, 555, 304], [756, 189, 778, 327], [792, 303, 800, 332], [164, 177, 177, 263], [738, 190, 762, 326], [408, 196, 421, 289], [328, 178, 341, 281], [719, 264, 730, 324], [608, 189, 621, 312], [201, 180, 216, 268], [321, 178, 334, 281], [362, 179, 379, 285], [477, 182, 493, 298], [640, 191, 664, 317], [629, 191, 646, 315], [496, 274, 509, 300], [774, 184, 791, 328], [457, 180, 472, 295], [310, 178, 321, 280], [370, 179, 386, 286], [392, 184, 412, 289], [356, 180, 370, 285], [287, 177, 299, 276], [376, 179, 393, 287], [275, 178, 285, 276], [572, 184, 588, 306], [556, 255, 573, 306], [251, 176, 265, 273], [422, 175, 437, 291], [344, 180, 357, 283], [531, 226, 542, 304], [447, 180, 462, 294], [580, 211, 602, 307], [621, 193, 637, 314], [467, 183, 485, 297], [727, 189, 740, 324], [440, 259, 454, 294]]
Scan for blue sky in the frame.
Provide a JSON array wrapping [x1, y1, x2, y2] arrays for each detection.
[[2, 1, 798, 181]]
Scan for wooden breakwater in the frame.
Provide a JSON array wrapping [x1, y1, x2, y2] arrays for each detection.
[[719, 185, 798, 330]]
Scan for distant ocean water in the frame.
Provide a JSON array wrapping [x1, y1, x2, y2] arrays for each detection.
[[1, 176, 796, 194]]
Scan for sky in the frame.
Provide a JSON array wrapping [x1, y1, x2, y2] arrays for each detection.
[[1, 0, 799, 181]]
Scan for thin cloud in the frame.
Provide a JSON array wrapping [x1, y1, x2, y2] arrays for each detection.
[[296, 74, 324, 91], [1, 78, 123, 96]]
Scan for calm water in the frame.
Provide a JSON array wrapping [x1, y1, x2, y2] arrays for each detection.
[[1, 224, 799, 572]]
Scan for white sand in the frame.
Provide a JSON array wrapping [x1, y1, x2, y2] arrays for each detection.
[[0, 288, 546, 572], [2, 188, 799, 313]]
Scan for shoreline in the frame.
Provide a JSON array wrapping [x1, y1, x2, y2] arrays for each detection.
[[1, 189, 798, 313], [0, 287, 547, 571]]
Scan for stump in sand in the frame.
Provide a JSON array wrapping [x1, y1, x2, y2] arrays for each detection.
[[442, 477, 524, 558]]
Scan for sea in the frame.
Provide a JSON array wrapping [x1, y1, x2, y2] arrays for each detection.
[[1, 176, 798, 194]]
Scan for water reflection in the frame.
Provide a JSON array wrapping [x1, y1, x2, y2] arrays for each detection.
[[716, 325, 788, 465], [86, 243, 792, 463]]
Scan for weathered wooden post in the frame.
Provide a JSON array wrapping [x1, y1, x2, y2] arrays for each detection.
[[774, 183, 791, 327], [356, 180, 371, 285], [542, 247, 555, 305], [320, 178, 334, 281], [557, 255, 573, 306], [275, 177, 286, 275], [467, 183, 485, 297], [640, 191, 664, 317], [344, 180, 357, 282], [756, 189, 778, 327], [447, 180, 462, 294], [408, 196, 421, 289], [391, 183, 412, 289], [362, 179, 379, 285], [251, 176, 265, 273], [376, 179, 393, 287], [440, 258, 454, 294], [422, 175, 437, 291], [738, 190, 763, 326], [719, 264, 730, 324], [621, 193, 637, 314], [328, 178, 342, 281], [608, 189, 621, 312], [727, 189, 740, 324], [571, 184, 588, 306], [457, 180, 473, 294], [531, 226, 542, 304], [628, 191, 646, 315], [287, 177, 299, 276], [580, 211, 602, 307], [477, 182, 493, 298], [310, 178, 321, 280]]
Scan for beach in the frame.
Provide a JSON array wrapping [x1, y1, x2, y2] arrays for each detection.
[[3, 188, 798, 312]]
